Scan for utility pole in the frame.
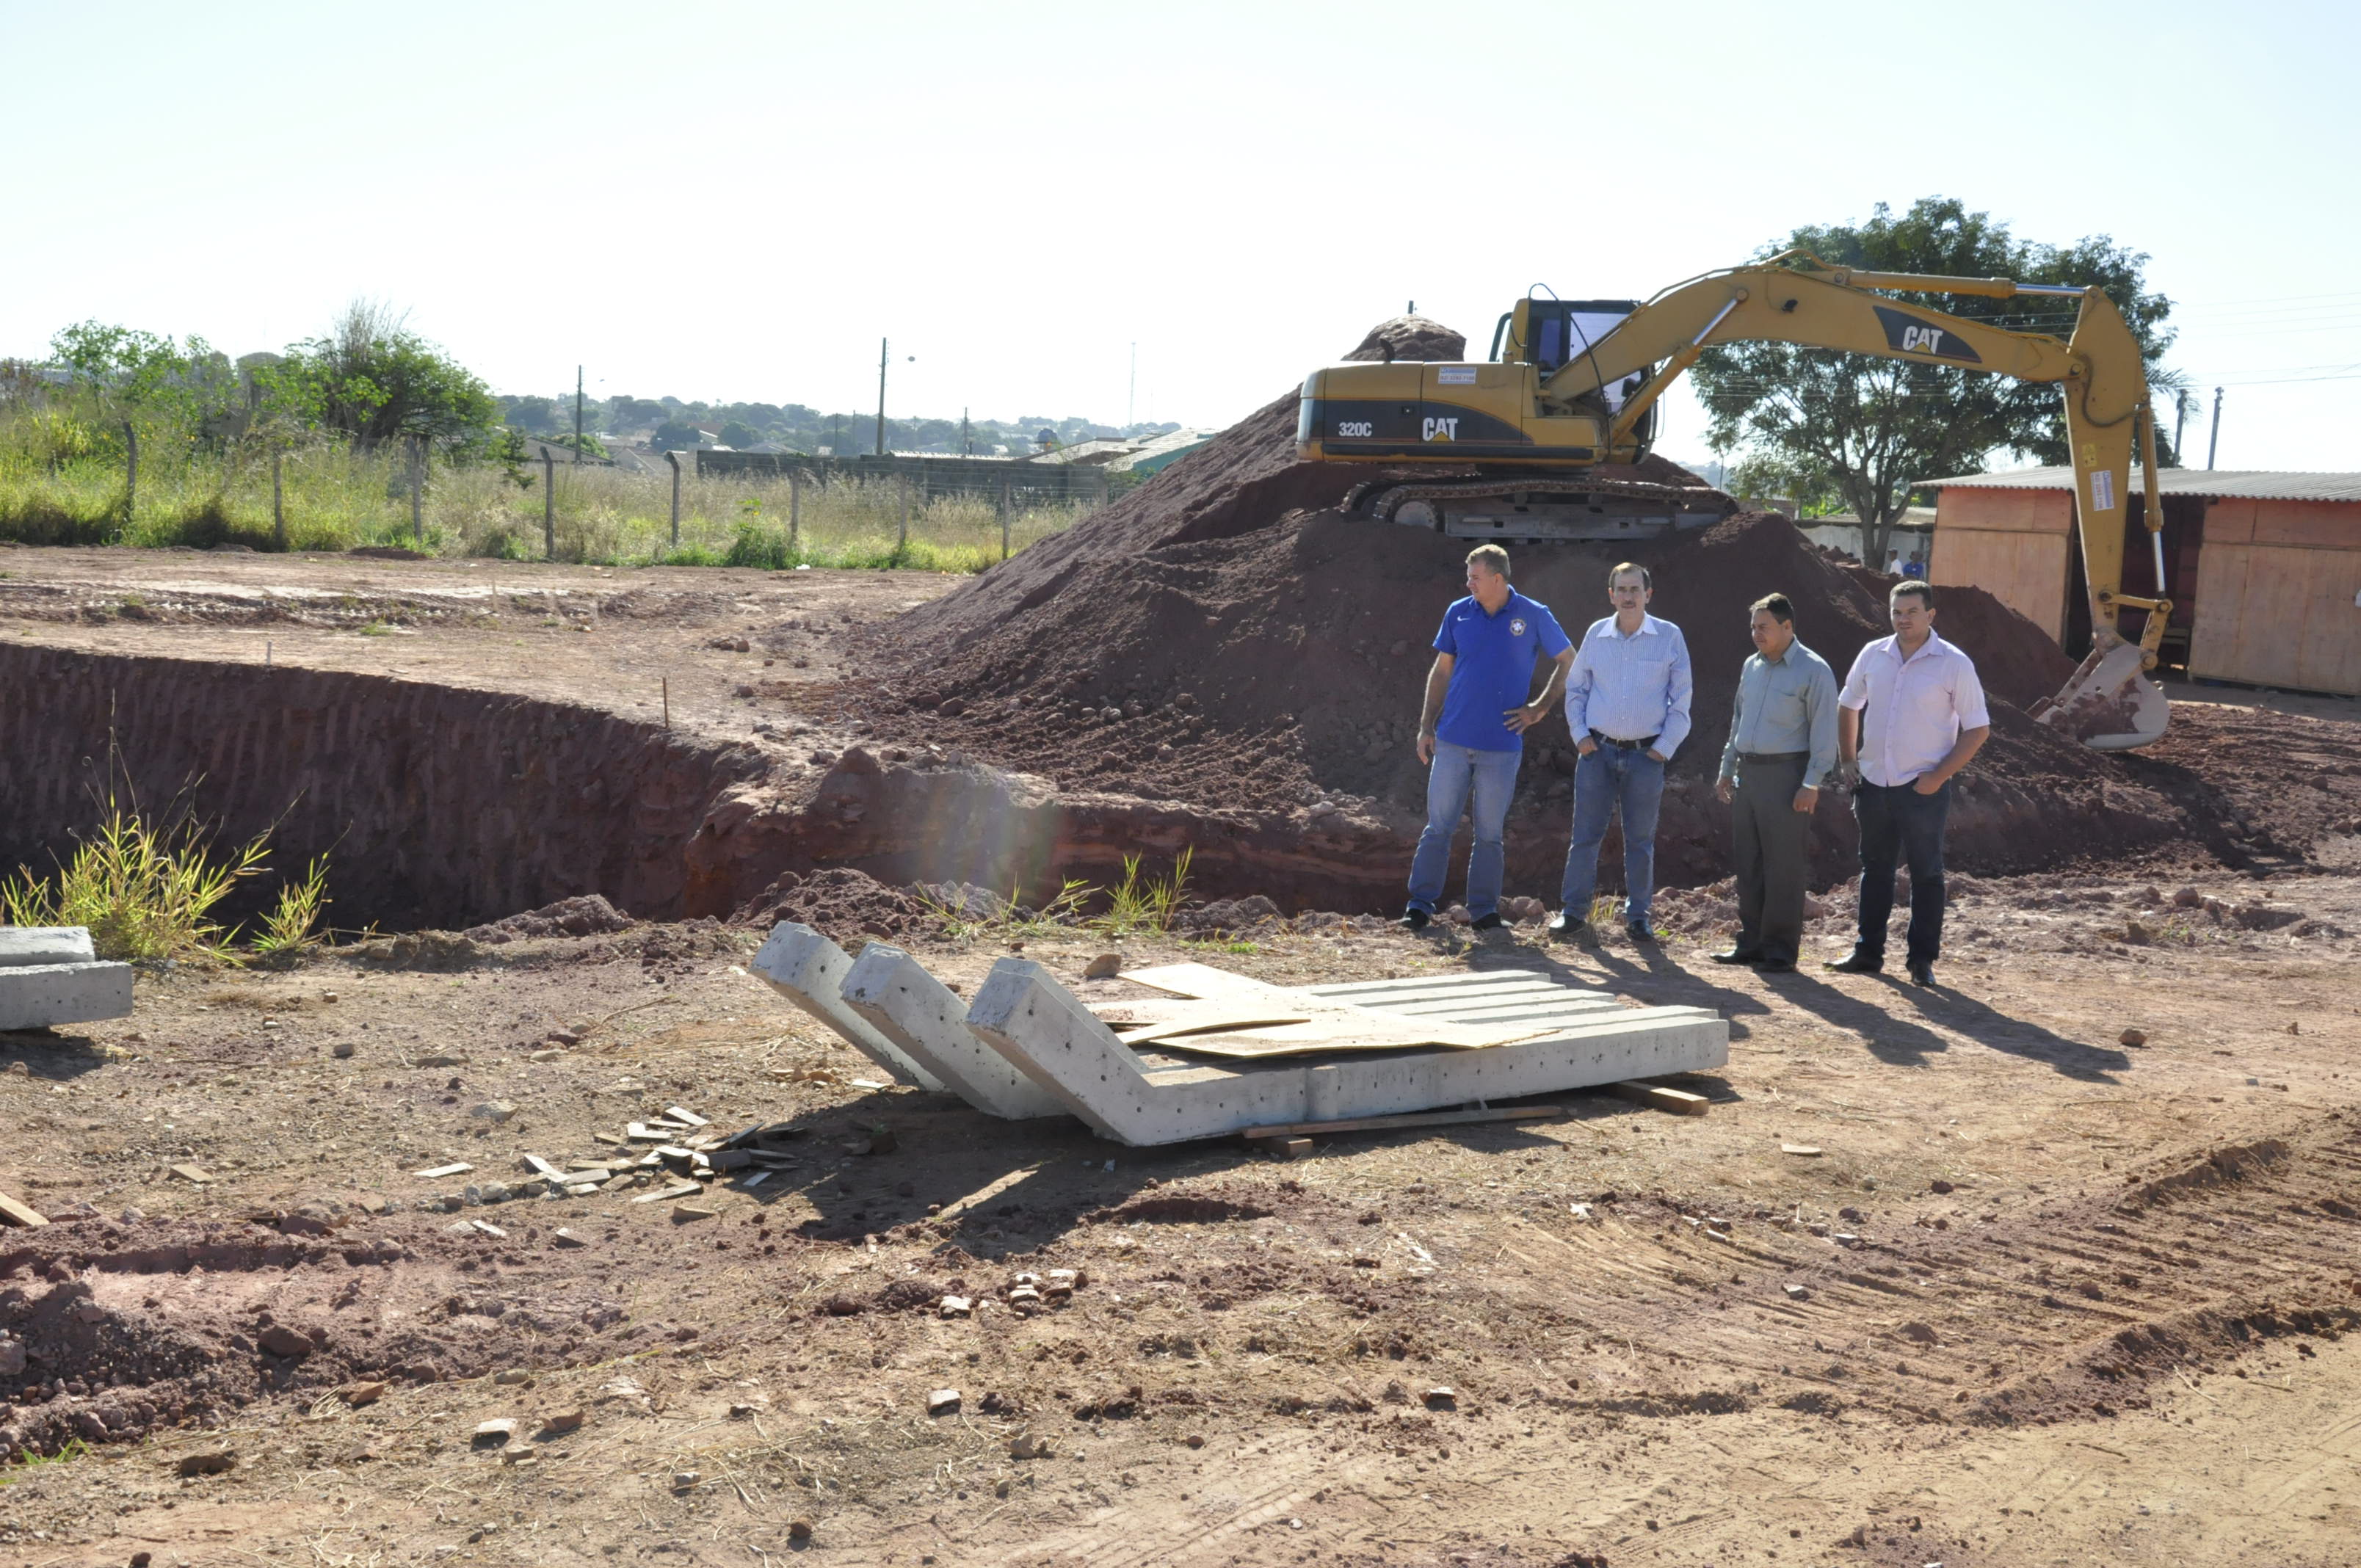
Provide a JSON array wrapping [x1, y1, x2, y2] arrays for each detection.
[[874, 338, 888, 457], [960, 407, 972, 456], [2206, 387, 2224, 471], [2172, 388, 2190, 465], [574, 366, 584, 465]]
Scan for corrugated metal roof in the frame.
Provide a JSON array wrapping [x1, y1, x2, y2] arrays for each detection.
[[1928, 466, 2361, 502]]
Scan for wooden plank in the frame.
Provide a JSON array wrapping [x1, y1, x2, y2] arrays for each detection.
[[1242, 1105, 1567, 1139], [1604, 1081, 1711, 1117], [1929, 526, 2070, 641], [0, 1189, 48, 1227]]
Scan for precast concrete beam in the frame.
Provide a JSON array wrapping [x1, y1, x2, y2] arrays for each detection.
[[0, 961, 134, 1032], [964, 957, 1730, 1147], [840, 944, 1069, 1122], [747, 922, 942, 1091], [0, 927, 98, 968]]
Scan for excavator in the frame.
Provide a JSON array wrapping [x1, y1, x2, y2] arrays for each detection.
[[1294, 254, 2174, 749]]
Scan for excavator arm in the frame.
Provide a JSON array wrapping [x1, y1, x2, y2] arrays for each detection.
[[1534, 255, 2172, 747]]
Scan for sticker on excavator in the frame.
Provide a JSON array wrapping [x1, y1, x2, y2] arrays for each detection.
[[1871, 305, 1983, 364], [2089, 469, 2116, 511], [1437, 366, 1477, 385]]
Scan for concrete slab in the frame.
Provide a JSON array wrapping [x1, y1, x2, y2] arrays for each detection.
[[0, 960, 134, 1033], [839, 945, 1069, 1122], [963, 960, 1729, 1146], [0, 928, 97, 968], [747, 923, 943, 1091]]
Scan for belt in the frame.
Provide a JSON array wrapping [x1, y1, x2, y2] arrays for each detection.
[[1736, 750, 1807, 764], [1589, 730, 1659, 750]]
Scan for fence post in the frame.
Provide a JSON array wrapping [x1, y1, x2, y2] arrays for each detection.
[[898, 473, 910, 553], [122, 420, 137, 531], [542, 447, 556, 560], [272, 451, 285, 550], [999, 479, 1011, 562], [788, 469, 802, 551], [408, 436, 424, 546], [664, 451, 682, 546]]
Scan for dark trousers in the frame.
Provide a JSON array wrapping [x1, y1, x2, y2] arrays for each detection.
[[1853, 778, 1951, 967], [1732, 755, 1810, 964]]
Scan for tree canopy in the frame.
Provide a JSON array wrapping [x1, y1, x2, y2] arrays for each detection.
[[261, 301, 498, 450], [1690, 197, 2179, 570]]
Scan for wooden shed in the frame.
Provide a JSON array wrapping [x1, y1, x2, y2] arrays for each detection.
[[1927, 468, 2361, 697]]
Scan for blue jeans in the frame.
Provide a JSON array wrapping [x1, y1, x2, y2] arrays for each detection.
[[1407, 741, 1522, 918], [1558, 744, 1667, 923]]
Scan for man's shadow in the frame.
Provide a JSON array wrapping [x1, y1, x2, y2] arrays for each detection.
[[1429, 926, 1772, 1043], [1424, 927, 2128, 1083]]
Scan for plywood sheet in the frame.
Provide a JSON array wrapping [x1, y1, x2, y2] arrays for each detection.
[[1109, 963, 1560, 1056], [1929, 527, 2070, 641]]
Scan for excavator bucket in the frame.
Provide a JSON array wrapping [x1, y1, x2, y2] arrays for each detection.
[[2029, 642, 2172, 751]]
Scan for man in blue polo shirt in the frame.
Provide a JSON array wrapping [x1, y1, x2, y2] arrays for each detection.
[[1402, 544, 1574, 932]]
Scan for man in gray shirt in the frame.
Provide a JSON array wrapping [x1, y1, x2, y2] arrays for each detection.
[[1710, 592, 1838, 973]]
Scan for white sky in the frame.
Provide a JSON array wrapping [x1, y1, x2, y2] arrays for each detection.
[[4, 0, 2352, 469]]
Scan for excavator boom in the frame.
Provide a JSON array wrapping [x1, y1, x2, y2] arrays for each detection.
[[1296, 253, 2173, 748]]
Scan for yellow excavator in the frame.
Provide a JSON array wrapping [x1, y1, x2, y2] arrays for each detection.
[[1296, 253, 2174, 749]]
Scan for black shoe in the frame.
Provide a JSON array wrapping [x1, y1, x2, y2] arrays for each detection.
[[1625, 921, 1655, 943], [1907, 961, 1936, 987], [1707, 948, 1763, 965], [1398, 907, 1432, 931], [1546, 910, 1587, 942], [1824, 951, 1883, 974], [1470, 912, 1504, 932], [1755, 957, 1796, 973]]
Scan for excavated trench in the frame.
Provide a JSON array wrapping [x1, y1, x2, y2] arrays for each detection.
[[0, 645, 1432, 932], [0, 642, 2241, 935], [0, 646, 775, 932]]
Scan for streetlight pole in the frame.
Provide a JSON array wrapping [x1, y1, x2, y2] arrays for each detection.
[[2206, 387, 2224, 471], [875, 338, 888, 457]]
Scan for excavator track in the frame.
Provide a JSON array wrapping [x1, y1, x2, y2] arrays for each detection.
[[1346, 473, 1734, 544]]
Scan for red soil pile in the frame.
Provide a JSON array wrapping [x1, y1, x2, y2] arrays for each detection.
[[862, 322, 2194, 901], [732, 865, 928, 943]]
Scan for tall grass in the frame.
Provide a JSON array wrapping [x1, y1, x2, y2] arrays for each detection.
[[0, 391, 1097, 570], [1, 792, 331, 964]]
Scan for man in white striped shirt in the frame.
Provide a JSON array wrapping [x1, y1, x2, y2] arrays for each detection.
[[1825, 579, 1990, 987], [1551, 562, 1693, 942]]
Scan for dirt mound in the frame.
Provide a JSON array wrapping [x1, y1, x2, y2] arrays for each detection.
[[873, 499, 2166, 897], [464, 893, 636, 944], [732, 865, 928, 943]]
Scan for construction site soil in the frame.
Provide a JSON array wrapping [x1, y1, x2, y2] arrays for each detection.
[[4, 318, 2361, 1561]]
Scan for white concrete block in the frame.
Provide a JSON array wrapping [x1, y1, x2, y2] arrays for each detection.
[[964, 959, 1728, 1147], [840, 944, 1068, 1121], [0, 927, 97, 969], [0, 961, 134, 1032], [747, 923, 943, 1091]]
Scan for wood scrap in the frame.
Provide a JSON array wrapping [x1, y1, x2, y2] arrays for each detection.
[[0, 1189, 48, 1227], [1242, 1105, 1567, 1139], [1606, 1081, 1711, 1117]]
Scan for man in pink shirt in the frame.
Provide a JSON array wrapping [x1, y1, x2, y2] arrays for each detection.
[[1824, 581, 1990, 987]]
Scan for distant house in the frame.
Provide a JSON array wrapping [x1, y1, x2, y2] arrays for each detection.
[[1928, 466, 2361, 696]]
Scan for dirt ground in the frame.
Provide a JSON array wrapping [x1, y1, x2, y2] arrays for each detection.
[[3, 545, 2361, 1566]]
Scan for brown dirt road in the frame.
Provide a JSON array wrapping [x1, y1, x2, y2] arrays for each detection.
[[2, 543, 2361, 1564], [0, 870, 2357, 1565]]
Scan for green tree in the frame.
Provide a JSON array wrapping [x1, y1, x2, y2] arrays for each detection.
[[1691, 197, 2180, 573], [48, 321, 236, 429], [261, 300, 497, 451]]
